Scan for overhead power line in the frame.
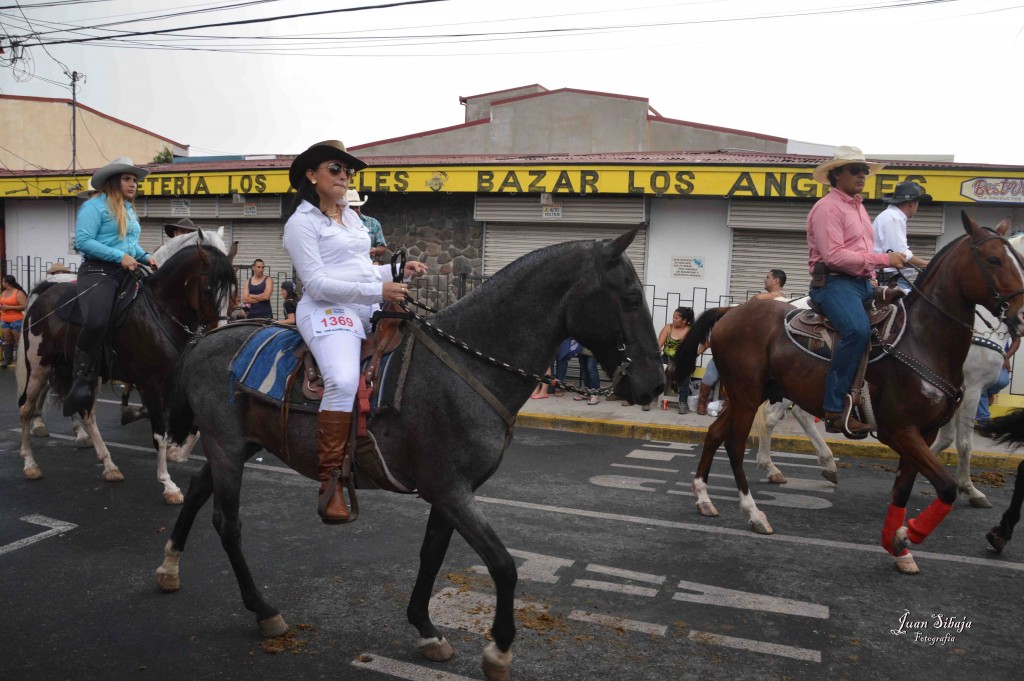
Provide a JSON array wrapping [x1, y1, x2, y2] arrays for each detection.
[[19, 0, 453, 46]]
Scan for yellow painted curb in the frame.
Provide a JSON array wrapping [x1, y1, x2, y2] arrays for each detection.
[[516, 413, 1024, 472]]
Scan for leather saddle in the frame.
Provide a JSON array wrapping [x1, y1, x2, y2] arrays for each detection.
[[785, 287, 907, 362], [283, 302, 414, 495], [55, 275, 141, 328]]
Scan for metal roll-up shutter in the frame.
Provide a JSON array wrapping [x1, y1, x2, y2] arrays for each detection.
[[234, 220, 291, 319], [483, 223, 647, 279], [478, 195, 647, 278], [726, 199, 942, 301], [138, 221, 165, 257]]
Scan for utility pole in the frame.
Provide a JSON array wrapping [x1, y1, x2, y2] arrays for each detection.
[[70, 70, 82, 174]]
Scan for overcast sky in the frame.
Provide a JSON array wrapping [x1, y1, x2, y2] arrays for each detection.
[[2, 0, 1024, 169]]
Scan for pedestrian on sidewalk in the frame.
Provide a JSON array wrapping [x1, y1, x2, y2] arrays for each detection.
[[0, 275, 27, 368]]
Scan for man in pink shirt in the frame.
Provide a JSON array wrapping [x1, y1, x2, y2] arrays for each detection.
[[807, 146, 907, 438]]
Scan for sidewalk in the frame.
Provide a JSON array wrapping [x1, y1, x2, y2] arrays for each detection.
[[517, 393, 1024, 472]]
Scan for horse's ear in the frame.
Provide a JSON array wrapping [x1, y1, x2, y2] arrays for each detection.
[[196, 227, 206, 242], [217, 226, 225, 239], [602, 226, 640, 263], [228, 240, 239, 262], [961, 210, 982, 238], [997, 216, 1013, 236]]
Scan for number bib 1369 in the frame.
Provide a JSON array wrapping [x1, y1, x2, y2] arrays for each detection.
[[312, 305, 366, 339]]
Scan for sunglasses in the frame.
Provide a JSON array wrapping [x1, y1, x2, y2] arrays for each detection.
[[324, 162, 356, 178], [844, 164, 870, 176]]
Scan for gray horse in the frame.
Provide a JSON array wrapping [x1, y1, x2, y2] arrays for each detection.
[[154, 229, 664, 680]]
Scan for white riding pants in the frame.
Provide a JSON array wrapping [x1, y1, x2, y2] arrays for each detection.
[[296, 299, 372, 412]]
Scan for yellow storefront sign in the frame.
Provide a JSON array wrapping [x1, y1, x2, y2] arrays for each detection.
[[3, 165, 1023, 203]]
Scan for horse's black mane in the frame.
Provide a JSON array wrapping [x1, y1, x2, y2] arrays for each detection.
[[915, 233, 966, 288]]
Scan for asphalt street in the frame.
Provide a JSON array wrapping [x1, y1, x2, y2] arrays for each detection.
[[1, 369, 1022, 681]]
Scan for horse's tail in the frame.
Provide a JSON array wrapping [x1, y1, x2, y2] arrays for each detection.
[[978, 409, 1024, 449], [674, 307, 730, 388], [166, 355, 195, 445]]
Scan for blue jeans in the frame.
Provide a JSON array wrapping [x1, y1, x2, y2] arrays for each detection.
[[579, 354, 601, 390], [701, 358, 719, 387], [809, 276, 874, 413], [977, 366, 1011, 421]]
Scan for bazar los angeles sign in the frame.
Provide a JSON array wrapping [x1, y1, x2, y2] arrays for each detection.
[[3, 165, 1023, 204]]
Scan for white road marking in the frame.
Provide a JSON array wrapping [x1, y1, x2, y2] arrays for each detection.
[[668, 483, 833, 509], [470, 548, 572, 584], [688, 630, 821, 663], [96, 398, 142, 407], [474, 496, 1024, 572], [585, 563, 666, 585], [572, 579, 660, 597], [569, 610, 667, 636], [674, 580, 828, 618], [351, 653, 479, 680], [589, 475, 666, 491], [611, 463, 679, 473], [627, 449, 694, 461], [0, 515, 77, 557], [643, 442, 697, 450]]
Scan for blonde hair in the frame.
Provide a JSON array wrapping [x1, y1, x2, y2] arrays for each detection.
[[102, 175, 133, 239]]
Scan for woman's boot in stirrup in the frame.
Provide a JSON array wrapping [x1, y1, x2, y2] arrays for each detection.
[[315, 411, 354, 524]]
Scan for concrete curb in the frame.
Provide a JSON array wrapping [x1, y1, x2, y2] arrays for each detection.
[[516, 413, 1024, 472]]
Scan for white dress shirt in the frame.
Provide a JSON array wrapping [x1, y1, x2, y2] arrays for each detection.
[[873, 204, 915, 280]]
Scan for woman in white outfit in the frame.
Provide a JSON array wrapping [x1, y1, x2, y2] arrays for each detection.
[[282, 140, 427, 524]]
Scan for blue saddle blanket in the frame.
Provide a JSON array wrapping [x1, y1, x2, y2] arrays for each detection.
[[230, 326, 305, 401]]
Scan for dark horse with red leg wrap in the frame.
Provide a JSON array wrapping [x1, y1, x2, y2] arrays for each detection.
[[674, 211, 1024, 574], [155, 229, 663, 679]]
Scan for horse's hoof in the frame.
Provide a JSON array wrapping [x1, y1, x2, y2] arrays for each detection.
[[893, 552, 920, 575], [24, 466, 43, 480], [986, 528, 1007, 553], [258, 614, 289, 638], [164, 490, 184, 505], [749, 514, 774, 535], [821, 469, 839, 485], [481, 642, 511, 681], [767, 472, 787, 484], [103, 469, 125, 482], [30, 424, 49, 438], [968, 495, 993, 509], [155, 568, 180, 592], [75, 435, 93, 449], [695, 501, 719, 517], [419, 637, 455, 662], [891, 526, 910, 557]]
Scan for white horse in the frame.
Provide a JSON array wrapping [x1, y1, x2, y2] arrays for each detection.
[[16, 227, 230, 504]]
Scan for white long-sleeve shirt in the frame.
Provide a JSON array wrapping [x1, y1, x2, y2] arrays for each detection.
[[872, 204, 915, 280]]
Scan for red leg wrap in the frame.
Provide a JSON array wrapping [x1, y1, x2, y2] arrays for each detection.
[[882, 504, 908, 556], [906, 500, 953, 544]]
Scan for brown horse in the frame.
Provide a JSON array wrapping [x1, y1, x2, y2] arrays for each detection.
[[674, 211, 1024, 574]]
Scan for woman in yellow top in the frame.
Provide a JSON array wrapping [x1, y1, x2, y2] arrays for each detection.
[[0, 275, 27, 368], [652, 306, 694, 413]]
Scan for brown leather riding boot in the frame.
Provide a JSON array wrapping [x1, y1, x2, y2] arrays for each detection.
[[696, 383, 713, 415], [315, 410, 354, 524], [824, 396, 871, 440]]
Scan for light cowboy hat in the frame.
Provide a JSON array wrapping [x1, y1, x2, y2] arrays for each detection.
[[288, 140, 367, 190], [344, 189, 368, 207], [811, 146, 885, 185], [90, 156, 151, 190], [163, 217, 200, 239], [882, 180, 932, 205]]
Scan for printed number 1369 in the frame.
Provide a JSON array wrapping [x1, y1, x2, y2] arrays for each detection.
[[320, 315, 354, 328]]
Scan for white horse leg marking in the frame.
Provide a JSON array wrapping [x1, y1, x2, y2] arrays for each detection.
[[791, 406, 838, 484], [71, 413, 93, 448], [738, 491, 773, 535], [481, 641, 512, 681], [153, 433, 184, 505], [753, 401, 786, 483], [166, 431, 198, 464], [80, 411, 124, 482], [691, 477, 718, 517], [19, 343, 50, 479], [155, 539, 181, 592]]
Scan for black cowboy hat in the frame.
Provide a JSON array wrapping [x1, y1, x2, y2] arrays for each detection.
[[288, 140, 367, 190], [882, 181, 932, 205], [164, 217, 199, 239]]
